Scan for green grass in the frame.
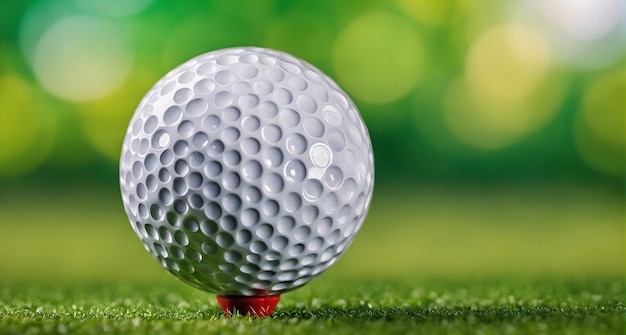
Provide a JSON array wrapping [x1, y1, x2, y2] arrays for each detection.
[[1, 278, 624, 334], [0, 182, 623, 333]]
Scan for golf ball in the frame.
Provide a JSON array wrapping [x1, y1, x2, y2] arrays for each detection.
[[120, 47, 374, 297]]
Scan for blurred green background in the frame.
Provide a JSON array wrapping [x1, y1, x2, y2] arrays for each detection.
[[0, 0, 623, 283]]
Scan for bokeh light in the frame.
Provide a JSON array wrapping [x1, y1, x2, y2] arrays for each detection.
[[0, 76, 56, 177], [574, 69, 625, 177], [396, 0, 453, 26], [582, 70, 625, 146], [32, 15, 133, 102], [77, 73, 153, 162], [71, 0, 155, 18], [19, 0, 75, 66], [444, 23, 564, 150], [1, 0, 623, 182], [515, 0, 626, 69], [333, 13, 423, 104], [466, 24, 552, 105], [541, 0, 623, 41]]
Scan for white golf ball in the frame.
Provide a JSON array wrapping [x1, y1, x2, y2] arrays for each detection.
[[120, 47, 374, 297]]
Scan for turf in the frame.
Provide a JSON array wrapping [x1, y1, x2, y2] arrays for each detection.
[[1, 278, 623, 334], [0, 183, 623, 334]]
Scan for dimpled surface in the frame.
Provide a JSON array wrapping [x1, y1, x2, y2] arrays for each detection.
[[120, 47, 374, 296]]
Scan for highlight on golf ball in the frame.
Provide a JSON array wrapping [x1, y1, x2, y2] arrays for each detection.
[[119, 47, 374, 316]]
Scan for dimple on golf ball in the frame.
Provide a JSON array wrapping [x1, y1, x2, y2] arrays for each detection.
[[120, 47, 374, 298]]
